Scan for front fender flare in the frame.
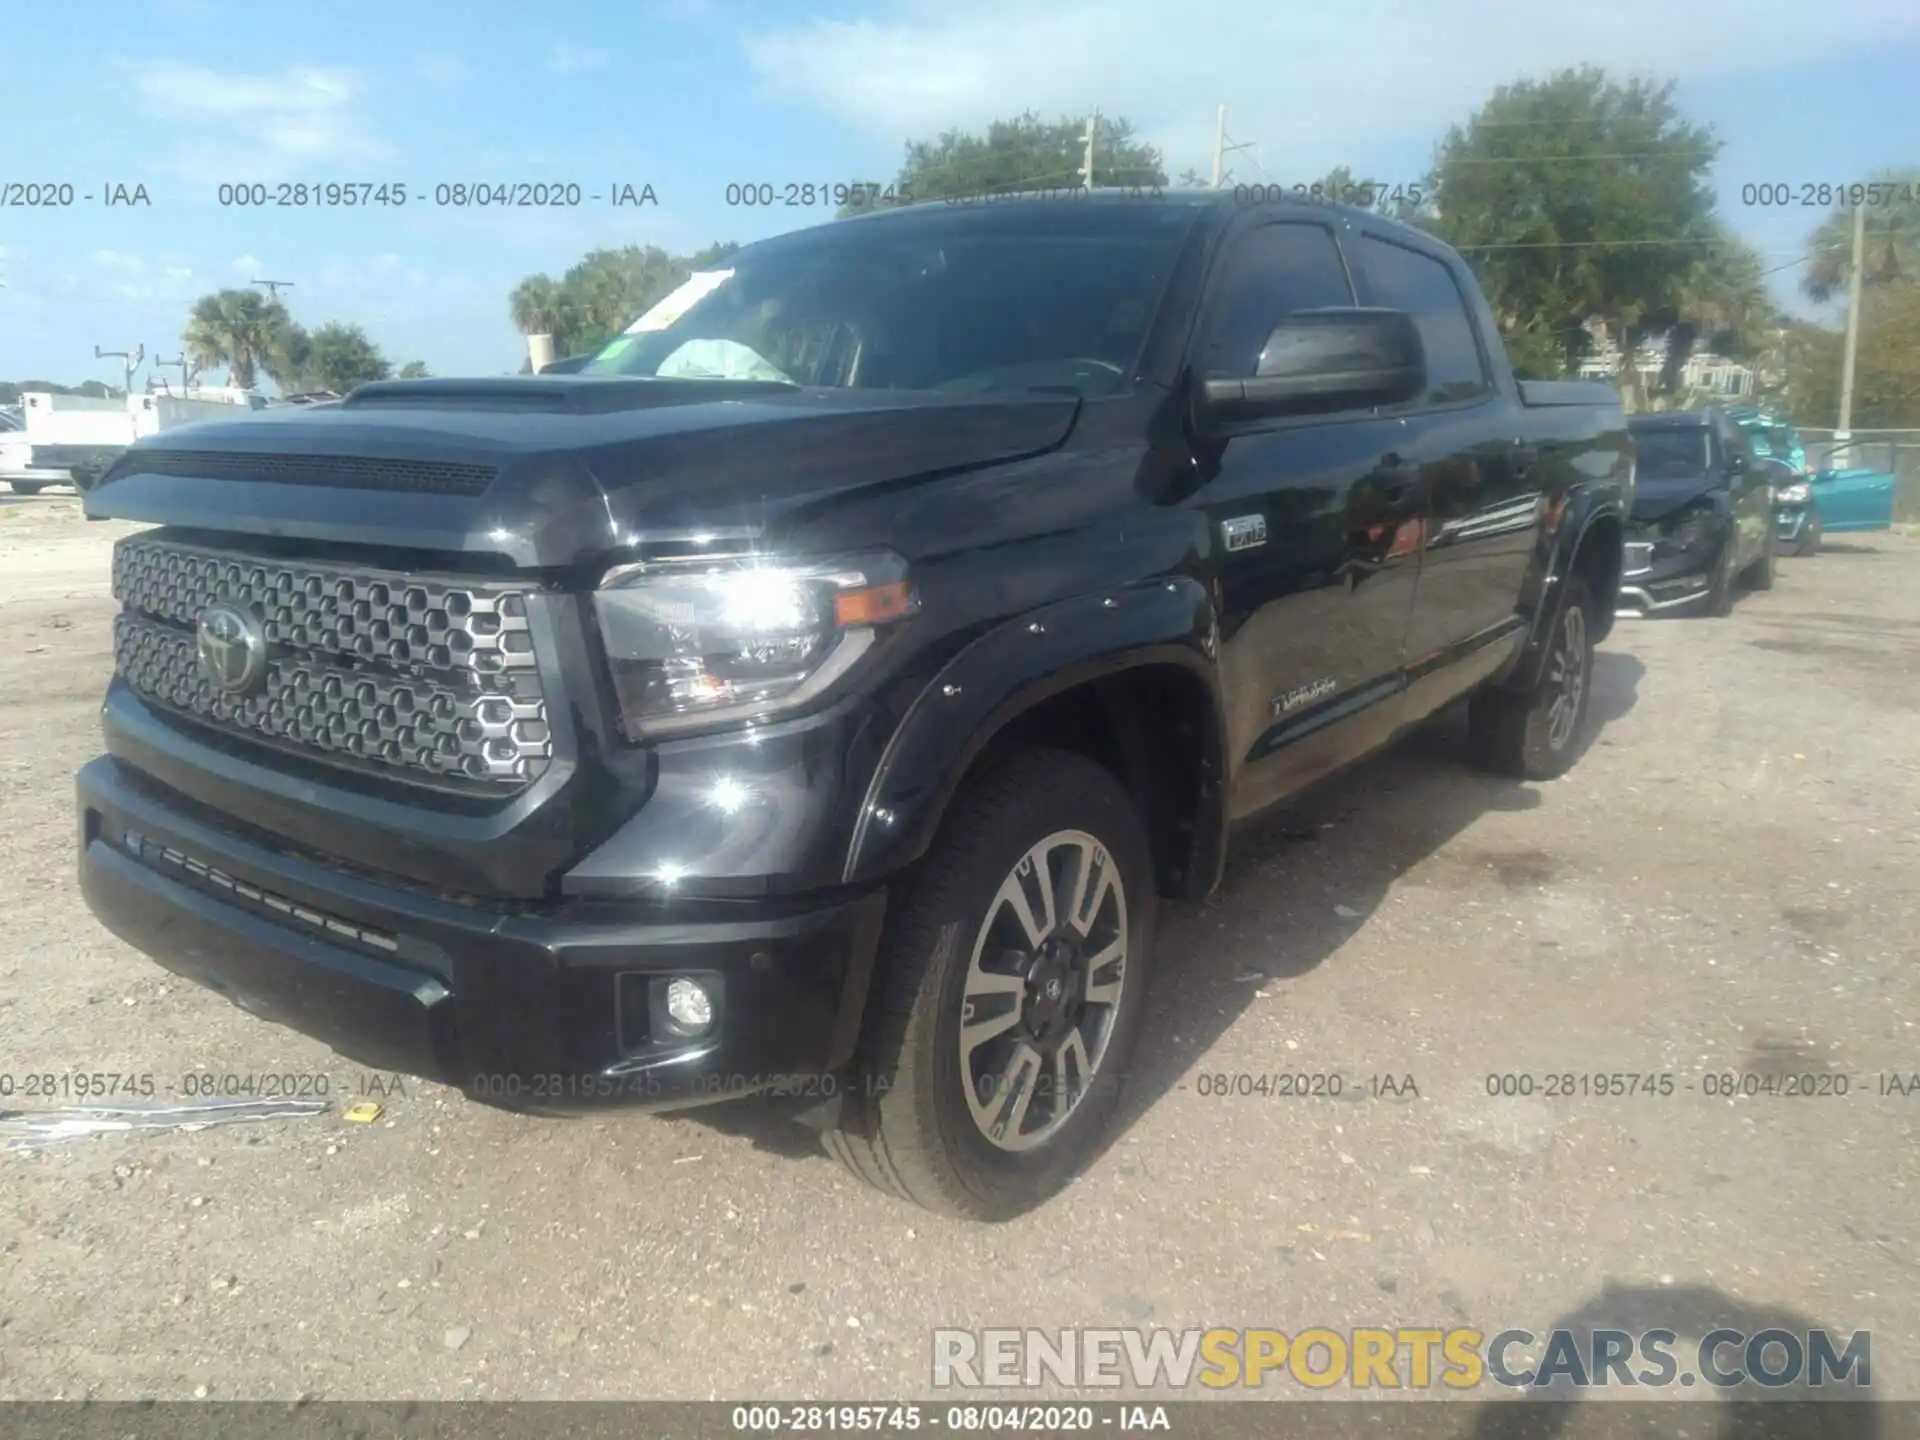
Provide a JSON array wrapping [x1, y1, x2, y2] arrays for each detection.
[[841, 574, 1226, 891]]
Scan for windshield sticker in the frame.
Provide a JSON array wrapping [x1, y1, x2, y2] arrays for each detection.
[[625, 270, 735, 334], [596, 336, 635, 361]]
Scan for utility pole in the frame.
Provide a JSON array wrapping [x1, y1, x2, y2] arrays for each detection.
[[251, 279, 296, 301], [1080, 112, 1098, 192], [1834, 200, 1867, 451], [94, 343, 144, 397], [1208, 105, 1255, 189]]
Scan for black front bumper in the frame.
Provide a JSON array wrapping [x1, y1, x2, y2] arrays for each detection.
[[77, 757, 888, 1112], [1616, 525, 1727, 615], [1775, 505, 1812, 545]]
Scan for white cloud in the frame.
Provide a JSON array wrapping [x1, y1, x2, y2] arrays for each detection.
[[548, 41, 612, 74], [134, 63, 391, 184], [93, 250, 146, 273], [232, 254, 265, 276], [742, 0, 1920, 179]]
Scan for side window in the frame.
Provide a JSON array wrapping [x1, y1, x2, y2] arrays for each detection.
[[1195, 223, 1353, 380], [1355, 235, 1491, 405], [1725, 420, 1757, 467]]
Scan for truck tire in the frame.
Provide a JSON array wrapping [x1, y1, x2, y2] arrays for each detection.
[[1797, 513, 1822, 557], [1468, 574, 1596, 782], [1699, 535, 1737, 617], [826, 748, 1156, 1220], [1744, 527, 1775, 590], [7, 481, 45, 495]]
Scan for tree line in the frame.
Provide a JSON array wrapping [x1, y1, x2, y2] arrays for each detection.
[[171, 289, 427, 394]]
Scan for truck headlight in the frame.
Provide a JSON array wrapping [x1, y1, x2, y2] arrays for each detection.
[[594, 551, 917, 739], [1775, 482, 1811, 505]]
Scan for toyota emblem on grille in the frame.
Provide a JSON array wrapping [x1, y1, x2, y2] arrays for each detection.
[[196, 603, 267, 694]]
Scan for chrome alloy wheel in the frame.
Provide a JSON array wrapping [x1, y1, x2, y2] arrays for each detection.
[[958, 829, 1129, 1152], [1545, 602, 1587, 752]]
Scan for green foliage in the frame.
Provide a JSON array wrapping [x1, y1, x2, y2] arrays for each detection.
[[1500, 320, 1576, 380], [508, 242, 745, 357], [183, 288, 296, 390], [838, 112, 1167, 216], [397, 360, 431, 379], [1802, 168, 1920, 303], [507, 274, 568, 343], [1425, 67, 1721, 398], [303, 323, 392, 393], [262, 322, 313, 394], [1778, 282, 1920, 429], [1654, 221, 1777, 396]]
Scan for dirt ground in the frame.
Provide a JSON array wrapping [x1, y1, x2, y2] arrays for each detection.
[[1, 491, 1916, 1411]]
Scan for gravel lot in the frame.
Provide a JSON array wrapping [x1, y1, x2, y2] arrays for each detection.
[[2, 492, 1916, 1412]]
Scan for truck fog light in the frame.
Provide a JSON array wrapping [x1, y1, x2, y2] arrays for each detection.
[[664, 977, 714, 1033]]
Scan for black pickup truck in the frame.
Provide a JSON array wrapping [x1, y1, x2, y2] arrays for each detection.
[[77, 192, 1629, 1219]]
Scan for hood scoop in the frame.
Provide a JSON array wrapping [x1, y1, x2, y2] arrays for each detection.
[[342, 376, 800, 415]]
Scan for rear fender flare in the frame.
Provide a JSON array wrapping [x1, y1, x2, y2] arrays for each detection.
[[1510, 495, 1624, 691]]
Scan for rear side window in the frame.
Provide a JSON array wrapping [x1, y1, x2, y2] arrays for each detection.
[[1355, 235, 1491, 405], [1195, 223, 1354, 380]]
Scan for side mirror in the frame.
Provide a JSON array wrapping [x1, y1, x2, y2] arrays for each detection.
[[1195, 308, 1426, 426]]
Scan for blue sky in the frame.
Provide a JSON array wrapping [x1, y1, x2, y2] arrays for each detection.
[[4, 0, 1918, 389]]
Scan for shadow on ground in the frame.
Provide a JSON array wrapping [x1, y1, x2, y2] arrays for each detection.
[[680, 648, 1647, 1171], [1466, 1280, 1884, 1439]]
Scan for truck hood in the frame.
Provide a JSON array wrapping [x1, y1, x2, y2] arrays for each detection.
[[1630, 472, 1725, 524], [83, 376, 1081, 569]]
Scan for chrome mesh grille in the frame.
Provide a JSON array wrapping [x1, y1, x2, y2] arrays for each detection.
[[111, 536, 552, 789]]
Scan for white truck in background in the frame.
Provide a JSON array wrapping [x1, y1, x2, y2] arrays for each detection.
[[11, 386, 266, 493], [0, 403, 77, 494]]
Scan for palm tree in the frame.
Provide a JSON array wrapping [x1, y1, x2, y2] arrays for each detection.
[[1656, 225, 1775, 398], [508, 275, 569, 369], [182, 289, 292, 390], [1803, 168, 1920, 303]]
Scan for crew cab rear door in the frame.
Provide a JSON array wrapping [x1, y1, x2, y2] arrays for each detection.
[[1348, 230, 1540, 674], [1183, 216, 1427, 820]]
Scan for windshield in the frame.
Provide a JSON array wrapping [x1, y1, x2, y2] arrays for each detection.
[[579, 204, 1197, 398], [1631, 427, 1711, 479]]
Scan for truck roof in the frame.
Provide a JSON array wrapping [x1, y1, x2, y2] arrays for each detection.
[[828, 186, 1435, 245]]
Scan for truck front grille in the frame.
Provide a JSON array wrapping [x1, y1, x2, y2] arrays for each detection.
[[111, 537, 553, 790]]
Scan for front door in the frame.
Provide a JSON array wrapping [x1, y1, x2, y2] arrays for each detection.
[[1718, 412, 1772, 568], [1183, 217, 1425, 822]]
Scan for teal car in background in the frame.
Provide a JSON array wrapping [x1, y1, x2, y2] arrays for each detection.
[[1728, 406, 1896, 555]]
